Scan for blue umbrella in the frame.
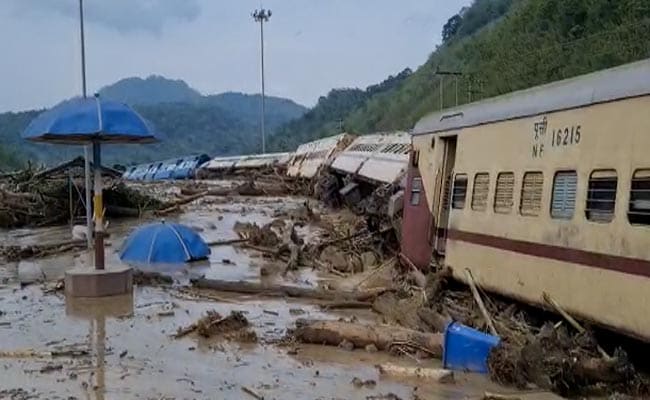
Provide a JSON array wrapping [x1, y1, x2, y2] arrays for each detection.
[[22, 94, 161, 271], [120, 222, 211, 265], [22, 96, 158, 144]]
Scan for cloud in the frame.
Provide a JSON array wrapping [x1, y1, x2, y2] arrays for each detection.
[[10, 0, 201, 34]]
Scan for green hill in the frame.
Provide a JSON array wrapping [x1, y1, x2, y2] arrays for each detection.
[[346, 0, 650, 133], [98, 75, 202, 106], [268, 68, 413, 151], [271, 0, 650, 145], [0, 77, 307, 169]]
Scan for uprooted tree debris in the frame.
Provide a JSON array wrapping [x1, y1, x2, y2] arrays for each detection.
[[174, 310, 257, 342], [290, 318, 443, 358], [0, 157, 164, 228], [326, 261, 650, 398]]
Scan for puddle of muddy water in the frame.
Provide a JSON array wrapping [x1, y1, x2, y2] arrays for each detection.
[[0, 195, 563, 399], [0, 284, 524, 400]]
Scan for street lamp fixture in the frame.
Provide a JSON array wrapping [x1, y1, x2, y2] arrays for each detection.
[[252, 8, 271, 154]]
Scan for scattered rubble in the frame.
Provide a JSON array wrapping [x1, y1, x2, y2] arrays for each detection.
[[174, 310, 257, 342], [0, 157, 164, 229]]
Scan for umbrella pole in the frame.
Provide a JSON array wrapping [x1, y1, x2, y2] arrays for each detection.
[[93, 142, 105, 270]]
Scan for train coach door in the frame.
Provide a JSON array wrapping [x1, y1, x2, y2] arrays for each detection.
[[433, 136, 457, 256]]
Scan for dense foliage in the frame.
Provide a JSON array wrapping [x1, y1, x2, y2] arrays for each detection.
[[0, 78, 307, 169], [268, 68, 412, 151], [98, 75, 202, 105], [343, 0, 650, 134]]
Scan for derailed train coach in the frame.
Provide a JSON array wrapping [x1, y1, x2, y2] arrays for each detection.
[[400, 59, 650, 341], [321, 131, 411, 224], [198, 152, 291, 178], [286, 133, 355, 179]]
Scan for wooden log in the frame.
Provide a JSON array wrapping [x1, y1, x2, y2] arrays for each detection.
[[292, 319, 443, 358], [375, 364, 454, 383], [318, 301, 373, 310], [483, 393, 522, 400], [465, 269, 499, 337], [542, 292, 612, 360], [417, 308, 452, 333], [155, 191, 209, 215], [206, 238, 250, 247], [191, 278, 387, 302]]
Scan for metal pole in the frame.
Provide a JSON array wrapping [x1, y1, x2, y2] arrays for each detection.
[[455, 76, 459, 107], [79, 0, 92, 249], [439, 76, 444, 110], [253, 9, 270, 154], [93, 141, 105, 270], [260, 18, 266, 154]]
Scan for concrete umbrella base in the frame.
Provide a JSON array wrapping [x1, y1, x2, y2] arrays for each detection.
[[65, 266, 133, 298]]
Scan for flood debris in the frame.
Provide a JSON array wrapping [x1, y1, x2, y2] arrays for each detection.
[[132, 270, 174, 286], [174, 310, 257, 342], [191, 277, 387, 302], [290, 318, 443, 358], [241, 385, 265, 400], [1, 240, 87, 262], [0, 157, 163, 229], [375, 364, 454, 383], [0, 347, 89, 359], [360, 260, 650, 398], [351, 376, 377, 388], [482, 392, 523, 400]]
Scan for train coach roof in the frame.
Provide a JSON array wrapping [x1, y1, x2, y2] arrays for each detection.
[[412, 58, 650, 136]]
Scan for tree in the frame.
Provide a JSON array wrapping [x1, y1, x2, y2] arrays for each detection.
[[442, 14, 463, 43]]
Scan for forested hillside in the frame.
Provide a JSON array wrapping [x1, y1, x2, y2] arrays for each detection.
[[0, 77, 307, 169], [271, 0, 650, 146], [268, 68, 412, 151], [345, 0, 650, 133]]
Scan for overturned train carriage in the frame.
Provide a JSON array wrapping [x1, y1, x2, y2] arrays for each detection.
[[198, 152, 291, 178], [401, 58, 650, 341], [286, 133, 355, 179], [324, 131, 410, 220]]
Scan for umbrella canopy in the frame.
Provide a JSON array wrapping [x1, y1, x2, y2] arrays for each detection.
[[22, 96, 160, 144], [119, 222, 211, 265]]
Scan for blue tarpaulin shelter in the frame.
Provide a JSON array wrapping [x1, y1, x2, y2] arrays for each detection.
[[119, 222, 211, 265]]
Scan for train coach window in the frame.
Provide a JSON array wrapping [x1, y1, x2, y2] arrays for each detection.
[[586, 170, 617, 223], [551, 171, 577, 219], [452, 174, 468, 209], [494, 172, 515, 214], [471, 173, 490, 211], [520, 172, 543, 216], [410, 177, 423, 206], [628, 169, 650, 225]]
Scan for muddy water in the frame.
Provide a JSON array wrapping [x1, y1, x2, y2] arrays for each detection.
[[0, 196, 560, 399]]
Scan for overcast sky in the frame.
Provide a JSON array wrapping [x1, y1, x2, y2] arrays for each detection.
[[0, 0, 469, 112]]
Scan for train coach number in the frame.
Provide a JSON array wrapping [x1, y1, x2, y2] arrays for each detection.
[[551, 125, 581, 147]]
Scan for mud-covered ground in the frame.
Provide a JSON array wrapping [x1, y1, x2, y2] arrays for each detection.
[[0, 181, 564, 400]]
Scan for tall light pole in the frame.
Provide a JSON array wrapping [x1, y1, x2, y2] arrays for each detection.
[[79, 0, 93, 249], [252, 8, 271, 154], [435, 66, 463, 109]]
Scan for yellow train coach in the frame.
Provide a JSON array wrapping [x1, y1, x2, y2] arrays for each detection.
[[400, 59, 650, 341]]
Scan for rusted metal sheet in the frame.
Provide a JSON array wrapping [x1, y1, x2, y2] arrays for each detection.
[[287, 133, 355, 179], [330, 131, 410, 185]]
